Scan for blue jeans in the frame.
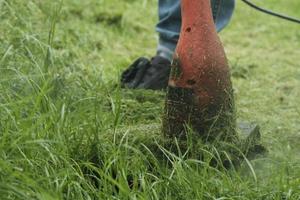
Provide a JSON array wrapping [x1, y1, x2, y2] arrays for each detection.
[[156, 0, 235, 60]]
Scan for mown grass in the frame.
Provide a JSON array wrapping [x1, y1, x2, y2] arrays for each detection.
[[0, 0, 300, 199]]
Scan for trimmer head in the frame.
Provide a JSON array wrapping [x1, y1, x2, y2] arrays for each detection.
[[162, 0, 266, 160], [163, 0, 235, 141]]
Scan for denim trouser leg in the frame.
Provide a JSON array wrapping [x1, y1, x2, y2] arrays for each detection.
[[156, 0, 235, 60]]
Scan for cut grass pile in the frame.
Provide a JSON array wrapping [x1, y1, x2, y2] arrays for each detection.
[[0, 0, 300, 199]]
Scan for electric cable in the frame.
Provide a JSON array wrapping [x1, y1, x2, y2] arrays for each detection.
[[241, 0, 300, 24]]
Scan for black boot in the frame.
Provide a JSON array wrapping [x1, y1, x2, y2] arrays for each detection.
[[121, 56, 171, 90]]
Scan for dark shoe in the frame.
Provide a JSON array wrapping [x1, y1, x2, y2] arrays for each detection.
[[121, 56, 171, 90]]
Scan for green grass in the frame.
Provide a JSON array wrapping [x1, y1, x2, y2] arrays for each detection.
[[1, 0, 300, 199]]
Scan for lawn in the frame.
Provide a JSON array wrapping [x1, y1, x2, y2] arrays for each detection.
[[0, 0, 300, 199]]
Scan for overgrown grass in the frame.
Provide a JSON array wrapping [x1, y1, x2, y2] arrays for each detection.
[[1, 0, 300, 199]]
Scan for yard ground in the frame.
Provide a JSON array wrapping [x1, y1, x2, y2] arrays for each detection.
[[0, 0, 300, 199]]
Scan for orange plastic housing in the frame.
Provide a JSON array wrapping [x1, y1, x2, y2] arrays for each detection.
[[163, 0, 236, 141]]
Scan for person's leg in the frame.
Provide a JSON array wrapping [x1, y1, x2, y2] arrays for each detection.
[[121, 0, 236, 90], [156, 0, 181, 61], [156, 0, 236, 61]]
